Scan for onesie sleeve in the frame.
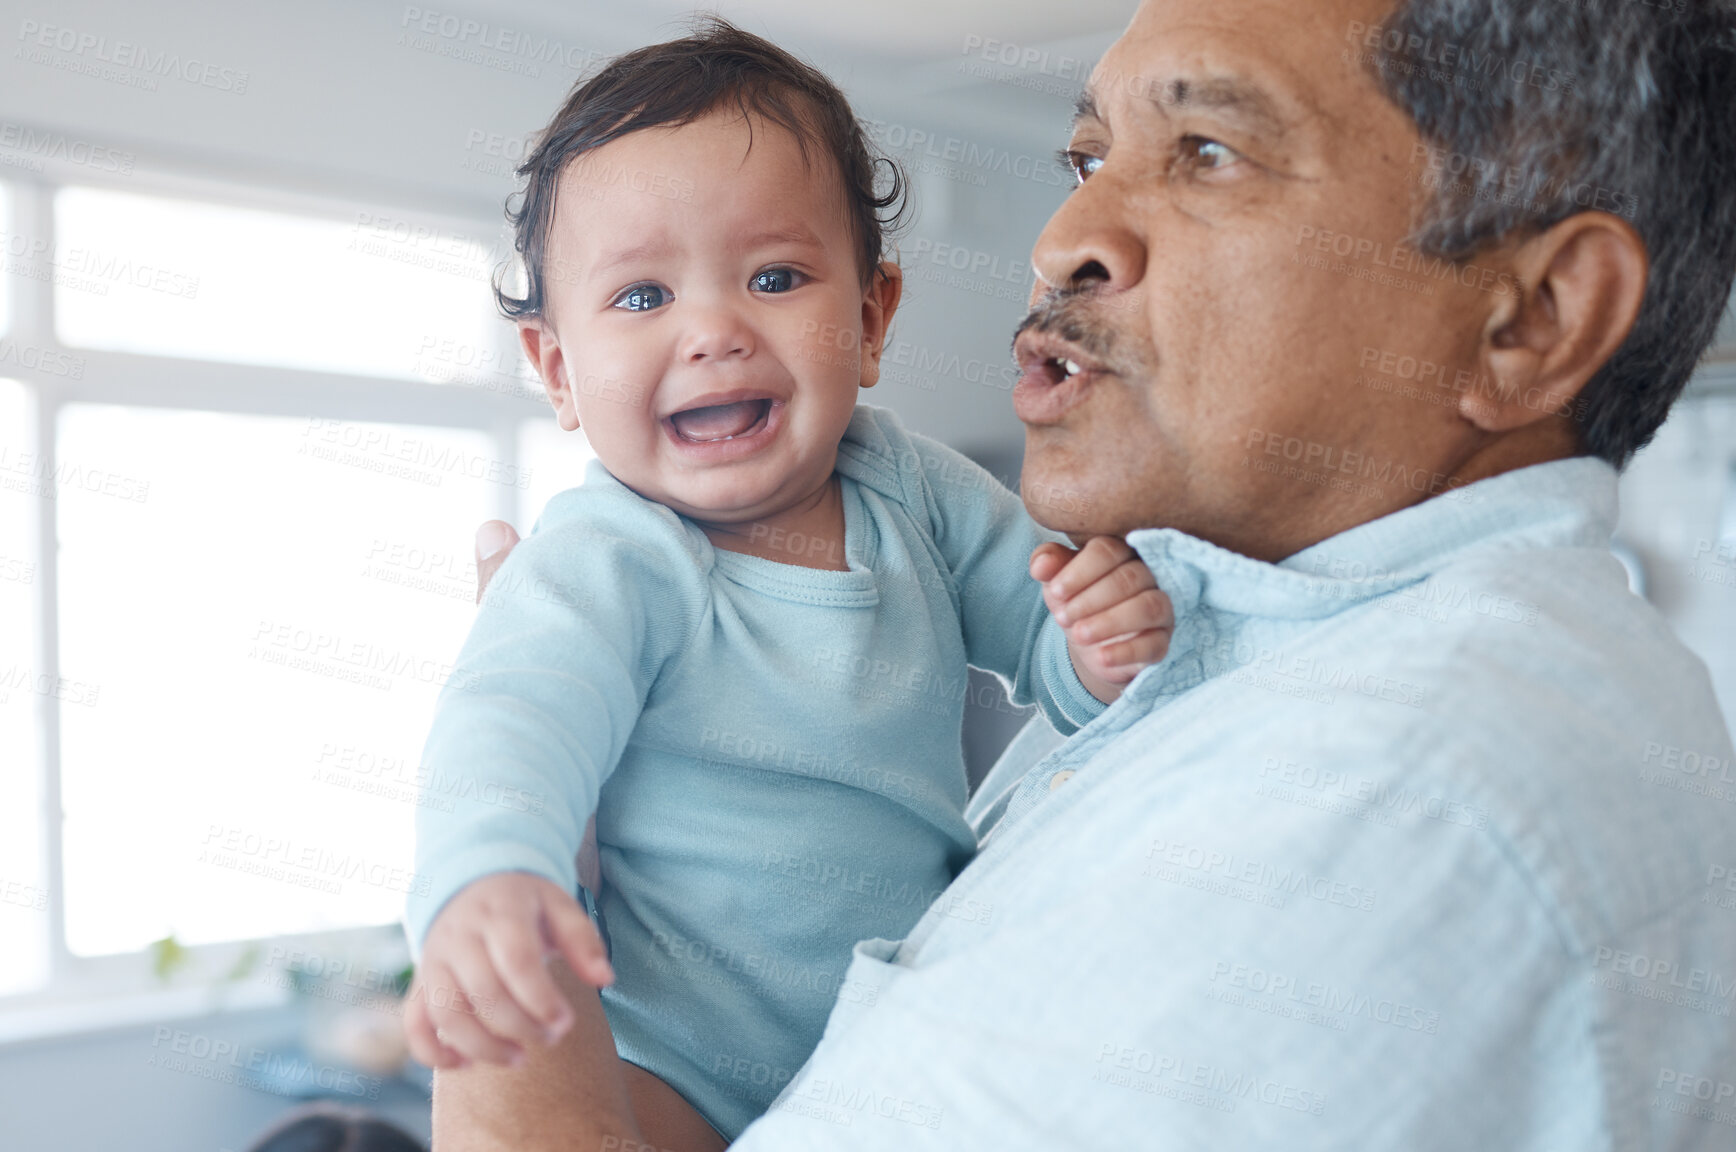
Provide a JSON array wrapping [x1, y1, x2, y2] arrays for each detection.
[[404, 478, 708, 956], [849, 407, 1105, 736]]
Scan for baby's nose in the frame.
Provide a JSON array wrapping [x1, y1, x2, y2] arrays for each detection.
[[679, 306, 754, 363]]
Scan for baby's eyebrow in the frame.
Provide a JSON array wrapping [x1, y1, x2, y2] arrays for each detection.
[[590, 240, 678, 280], [739, 224, 825, 251]]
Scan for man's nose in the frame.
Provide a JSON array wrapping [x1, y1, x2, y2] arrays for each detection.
[[678, 302, 755, 364], [1030, 170, 1148, 296]]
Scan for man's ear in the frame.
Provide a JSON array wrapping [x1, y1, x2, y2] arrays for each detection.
[[519, 320, 580, 431], [857, 261, 905, 390], [1468, 212, 1648, 433]]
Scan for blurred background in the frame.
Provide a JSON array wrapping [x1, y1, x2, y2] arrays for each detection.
[[0, 0, 1731, 1148]]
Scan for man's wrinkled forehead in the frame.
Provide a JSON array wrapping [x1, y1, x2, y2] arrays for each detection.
[[1076, 0, 1383, 139]]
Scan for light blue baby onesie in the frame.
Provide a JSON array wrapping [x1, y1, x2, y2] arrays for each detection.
[[406, 403, 1103, 1137]]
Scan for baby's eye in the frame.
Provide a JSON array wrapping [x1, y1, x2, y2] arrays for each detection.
[[613, 283, 669, 312], [751, 268, 802, 294]]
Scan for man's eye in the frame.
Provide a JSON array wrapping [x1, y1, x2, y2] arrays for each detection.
[[1061, 150, 1104, 185], [752, 268, 801, 293], [1181, 137, 1240, 171], [612, 283, 669, 312]]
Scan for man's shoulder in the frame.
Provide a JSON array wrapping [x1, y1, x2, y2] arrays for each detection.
[[1389, 544, 1732, 928], [1172, 538, 1736, 951]]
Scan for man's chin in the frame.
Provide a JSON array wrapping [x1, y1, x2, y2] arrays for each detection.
[[1017, 458, 1104, 538]]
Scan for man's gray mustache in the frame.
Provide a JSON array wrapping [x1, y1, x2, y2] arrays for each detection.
[[1012, 289, 1122, 367]]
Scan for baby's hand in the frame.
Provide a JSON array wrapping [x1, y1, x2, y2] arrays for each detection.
[[1031, 537, 1173, 703], [404, 872, 613, 1070]]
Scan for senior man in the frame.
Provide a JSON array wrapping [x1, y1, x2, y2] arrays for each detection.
[[439, 0, 1736, 1146]]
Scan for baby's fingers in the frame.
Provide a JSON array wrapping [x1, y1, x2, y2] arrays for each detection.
[[1092, 628, 1174, 680], [1054, 565, 1164, 635], [1069, 588, 1172, 648], [403, 970, 465, 1070], [1043, 539, 1145, 624], [1029, 542, 1077, 584], [449, 943, 556, 1057], [545, 891, 614, 991], [432, 950, 526, 1066], [486, 912, 579, 1044]]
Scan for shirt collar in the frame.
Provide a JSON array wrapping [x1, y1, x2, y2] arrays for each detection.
[[1124, 456, 1619, 631]]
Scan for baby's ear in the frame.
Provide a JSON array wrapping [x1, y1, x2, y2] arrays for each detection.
[[520, 321, 580, 431], [857, 261, 905, 390]]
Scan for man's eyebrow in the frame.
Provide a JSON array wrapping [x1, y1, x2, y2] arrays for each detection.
[[1154, 75, 1290, 135], [1073, 89, 1101, 128], [1072, 74, 1293, 138]]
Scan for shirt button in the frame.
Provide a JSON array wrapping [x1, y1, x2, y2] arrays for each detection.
[[1049, 769, 1077, 791]]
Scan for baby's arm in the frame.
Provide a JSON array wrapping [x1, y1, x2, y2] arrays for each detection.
[[405, 486, 707, 1066], [871, 410, 1167, 727], [1031, 537, 1173, 703]]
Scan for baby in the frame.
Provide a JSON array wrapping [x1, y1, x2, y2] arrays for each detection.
[[403, 18, 1171, 1147]]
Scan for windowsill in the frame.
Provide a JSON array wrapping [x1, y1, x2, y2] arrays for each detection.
[[0, 978, 292, 1048], [0, 923, 408, 1048]]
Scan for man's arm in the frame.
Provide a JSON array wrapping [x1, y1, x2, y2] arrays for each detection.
[[432, 959, 644, 1152]]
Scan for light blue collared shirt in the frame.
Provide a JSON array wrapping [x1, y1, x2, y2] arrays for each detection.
[[735, 457, 1736, 1151]]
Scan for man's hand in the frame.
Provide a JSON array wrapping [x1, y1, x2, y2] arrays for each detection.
[[475, 520, 520, 604], [1031, 537, 1173, 704], [405, 873, 614, 1070]]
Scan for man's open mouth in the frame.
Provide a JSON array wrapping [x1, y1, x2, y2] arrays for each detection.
[[667, 398, 773, 443], [1030, 357, 1087, 387], [1012, 334, 1114, 426]]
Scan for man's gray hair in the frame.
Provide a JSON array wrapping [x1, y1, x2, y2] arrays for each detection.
[[1371, 0, 1736, 466]]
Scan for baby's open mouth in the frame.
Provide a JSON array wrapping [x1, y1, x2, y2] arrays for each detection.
[[668, 398, 772, 443]]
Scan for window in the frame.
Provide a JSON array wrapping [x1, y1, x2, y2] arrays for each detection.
[[0, 175, 579, 1017], [0, 378, 48, 998], [55, 406, 498, 954], [55, 187, 505, 386]]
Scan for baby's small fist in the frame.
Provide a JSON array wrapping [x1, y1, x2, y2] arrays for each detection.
[[1033, 538, 1173, 697]]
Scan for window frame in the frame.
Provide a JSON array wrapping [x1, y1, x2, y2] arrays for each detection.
[[0, 163, 536, 1038]]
